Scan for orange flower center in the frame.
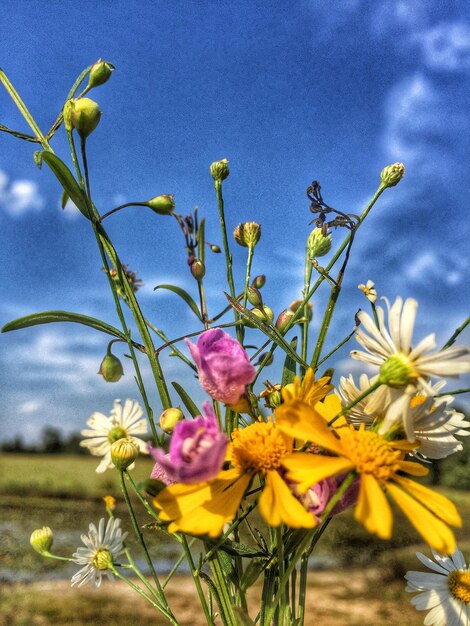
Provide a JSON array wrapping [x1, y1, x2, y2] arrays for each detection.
[[231, 421, 289, 475], [339, 426, 402, 481], [448, 570, 470, 604]]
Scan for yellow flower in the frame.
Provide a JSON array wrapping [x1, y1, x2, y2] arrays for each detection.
[[282, 370, 332, 407], [153, 419, 316, 538], [275, 398, 462, 554]]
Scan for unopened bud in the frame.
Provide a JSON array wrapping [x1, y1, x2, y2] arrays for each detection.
[[256, 352, 274, 367], [70, 98, 101, 139], [147, 194, 175, 216], [159, 407, 184, 434], [30, 526, 54, 555], [307, 227, 332, 258], [289, 299, 313, 323], [210, 244, 221, 253], [98, 352, 124, 383], [63, 100, 74, 132], [210, 159, 230, 182], [252, 275, 266, 289], [243, 305, 274, 328], [111, 437, 139, 471], [275, 309, 295, 333], [259, 383, 282, 409], [88, 59, 115, 88], [247, 286, 262, 307], [233, 222, 261, 248], [380, 162, 405, 188], [190, 260, 206, 281]]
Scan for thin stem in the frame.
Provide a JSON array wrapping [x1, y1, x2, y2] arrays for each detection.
[[297, 554, 308, 626], [442, 315, 470, 349], [100, 202, 149, 221], [435, 387, 470, 397], [329, 379, 382, 426], [197, 278, 210, 329], [301, 259, 313, 375], [242, 246, 255, 309], [0, 69, 51, 150], [315, 327, 356, 369], [125, 471, 160, 521], [180, 536, 213, 626], [208, 552, 237, 626], [214, 179, 241, 342], [276, 525, 286, 626], [80, 137, 92, 201]]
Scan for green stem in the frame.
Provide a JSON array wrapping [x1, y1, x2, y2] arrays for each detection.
[[242, 246, 255, 309], [442, 315, 470, 349], [214, 179, 241, 342], [209, 553, 237, 626], [197, 278, 210, 329], [276, 525, 286, 626], [297, 553, 308, 626], [100, 202, 149, 221], [435, 387, 470, 397], [310, 283, 341, 369], [301, 260, 313, 374], [0, 69, 51, 150], [315, 327, 356, 369], [180, 536, 213, 626], [329, 379, 382, 426], [125, 471, 160, 521]]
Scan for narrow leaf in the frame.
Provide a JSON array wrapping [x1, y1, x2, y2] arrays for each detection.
[[171, 382, 201, 417], [197, 217, 205, 264], [232, 607, 256, 626], [2, 310, 127, 340], [41, 151, 91, 219], [61, 189, 69, 209], [154, 284, 202, 321], [281, 337, 297, 386]]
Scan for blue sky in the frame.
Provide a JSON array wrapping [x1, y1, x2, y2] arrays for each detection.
[[1, 0, 469, 443]]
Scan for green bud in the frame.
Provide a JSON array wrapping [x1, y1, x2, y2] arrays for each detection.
[[190, 260, 206, 281], [256, 352, 274, 366], [30, 526, 54, 555], [210, 244, 221, 253], [380, 162, 405, 188], [70, 98, 101, 139], [147, 194, 175, 216], [307, 227, 332, 258], [159, 407, 184, 434], [63, 100, 74, 133], [233, 222, 261, 248], [247, 286, 262, 306], [210, 159, 229, 182], [111, 437, 139, 471], [252, 275, 266, 289], [259, 382, 282, 408], [379, 354, 416, 387], [244, 305, 274, 328], [88, 59, 115, 88], [275, 309, 295, 333], [98, 353, 124, 383]]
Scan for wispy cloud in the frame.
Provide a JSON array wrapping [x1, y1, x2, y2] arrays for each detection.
[[0, 169, 44, 217], [413, 21, 470, 72]]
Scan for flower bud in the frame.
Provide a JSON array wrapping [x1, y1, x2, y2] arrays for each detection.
[[147, 194, 175, 216], [30, 526, 53, 555], [210, 159, 229, 182], [380, 162, 405, 188], [252, 275, 266, 289], [98, 353, 124, 383], [247, 286, 262, 307], [111, 437, 139, 471], [259, 383, 282, 409], [307, 227, 332, 258], [289, 299, 313, 323], [233, 222, 261, 248], [88, 59, 115, 88], [63, 100, 74, 132], [379, 354, 415, 387], [256, 352, 274, 366], [103, 495, 116, 513], [275, 309, 295, 333], [210, 244, 221, 253], [190, 260, 206, 281], [70, 98, 101, 139], [243, 305, 274, 328], [159, 407, 184, 434]]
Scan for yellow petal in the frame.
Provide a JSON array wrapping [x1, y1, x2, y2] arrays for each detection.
[[275, 400, 343, 454], [393, 475, 462, 527], [315, 394, 342, 423], [386, 482, 457, 554], [258, 470, 316, 528], [398, 460, 429, 477], [354, 474, 392, 540], [282, 452, 353, 493], [154, 469, 251, 538]]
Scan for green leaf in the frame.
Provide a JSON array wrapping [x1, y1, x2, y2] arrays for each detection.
[[239, 557, 268, 591], [197, 217, 205, 264], [171, 382, 201, 417], [154, 284, 202, 321], [2, 310, 127, 340], [281, 337, 298, 386], [41, 151, 91, 219], [231, 607, 256, 626], [61, 189, 69, 209]]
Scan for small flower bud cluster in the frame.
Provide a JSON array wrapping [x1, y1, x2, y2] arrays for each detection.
[[210, 159, 230, 182], [233, 222, 261, 249], [380, 162, 405, 188], [307, 227, 332, 258], [111, 437, 139, 471]]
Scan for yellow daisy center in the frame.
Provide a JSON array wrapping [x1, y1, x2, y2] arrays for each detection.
[[379, 353, 418, 387], [448, 570, 470, 604], [231, 421, 288, 475], [108, 425, 128, 443], [339, 426, 402, 481], [92, 548, 113, 571]]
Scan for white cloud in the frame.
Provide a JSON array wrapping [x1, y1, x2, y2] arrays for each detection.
[[414, 21, 470, 72], [404, 250, 467, 287], [18, 399, 43, 414], [0, 169, 44, 217]]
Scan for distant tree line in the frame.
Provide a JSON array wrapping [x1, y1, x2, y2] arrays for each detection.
[[0, 426, 87, 455]]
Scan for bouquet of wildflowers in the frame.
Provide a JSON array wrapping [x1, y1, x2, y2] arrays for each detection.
[[2, 60, 470, 626]]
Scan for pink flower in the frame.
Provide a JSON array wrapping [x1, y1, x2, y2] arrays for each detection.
[[185, 329, 256, 405], [149, 402, 228, 484], [290, 475, 359, 521]]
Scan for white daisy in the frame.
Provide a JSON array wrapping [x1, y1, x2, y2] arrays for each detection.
[[338, 375, 469, 457], [351, 296, 470, 395], [71, 517, 127, 588], [80, 399, 149, 473], [358, 279, 377, 303], [405, 548, 470, 626]]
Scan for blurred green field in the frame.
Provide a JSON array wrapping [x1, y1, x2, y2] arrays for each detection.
[[1, 453, 469, 625]]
